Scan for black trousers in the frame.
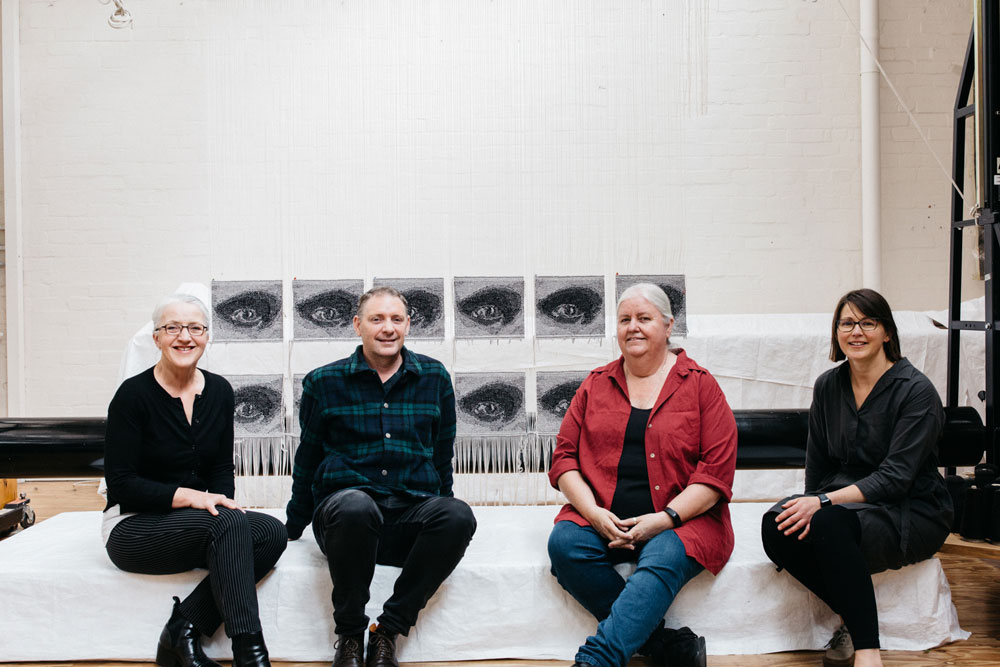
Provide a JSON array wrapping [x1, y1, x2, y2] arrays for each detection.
[[106, 508, 287, 637], [312, 488, 477, 637], [760, 506, 880, 650]]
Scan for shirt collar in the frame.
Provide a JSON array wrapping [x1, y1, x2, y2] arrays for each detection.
[[347, 345, 420, 376]]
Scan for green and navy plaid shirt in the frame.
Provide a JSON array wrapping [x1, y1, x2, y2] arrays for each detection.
[[285, 345, 456, 537]]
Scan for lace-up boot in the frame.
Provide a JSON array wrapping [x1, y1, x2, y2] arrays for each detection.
[[823, 624, 855, 667], [332, 635, 364, 667], [365, 624, 399, 667]]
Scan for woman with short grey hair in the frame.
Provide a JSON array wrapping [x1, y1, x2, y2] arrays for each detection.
[[103, 293, 286, 667]]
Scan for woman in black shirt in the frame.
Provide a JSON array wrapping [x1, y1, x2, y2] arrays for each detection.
[[103, 294, 286, 667], [760, 289, 951, 667]]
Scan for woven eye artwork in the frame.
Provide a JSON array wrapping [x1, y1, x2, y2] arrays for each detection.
[[212, 280, 283, 341], [615, 274, 687, 335], [292, 279, 364, 340], [454, 372, 527, 434], [372, 277, 445, 339], [535, 371, 589, 434], [535, 276, 605, 337], [453, 277, 525, 338], [229, 374, 284, 436]]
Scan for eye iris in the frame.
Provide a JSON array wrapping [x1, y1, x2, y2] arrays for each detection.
[[551, 303, 582, 322], [310, 306, 342, 324], [232, 307, 260, 325], [471, 304, 503, 323]]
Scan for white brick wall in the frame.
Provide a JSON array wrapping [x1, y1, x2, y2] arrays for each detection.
[[4, 0, 978, 415]]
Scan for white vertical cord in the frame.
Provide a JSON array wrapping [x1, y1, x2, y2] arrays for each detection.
[[834, 0, 966, 206]]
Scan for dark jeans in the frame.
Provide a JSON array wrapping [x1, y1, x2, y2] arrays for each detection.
[[548, 521, 703, 667], [760, 505, 880, 650], [312, 488, 477, 637], [106, 508, 287, 637]]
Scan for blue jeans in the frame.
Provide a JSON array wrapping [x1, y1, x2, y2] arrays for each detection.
[[548, 520, 703, 667]]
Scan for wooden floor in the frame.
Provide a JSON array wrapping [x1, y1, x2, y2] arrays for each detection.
[[3, 479, 1000, 666]]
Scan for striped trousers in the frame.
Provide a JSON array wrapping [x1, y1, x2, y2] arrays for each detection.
[[105, 507, 287, 637]]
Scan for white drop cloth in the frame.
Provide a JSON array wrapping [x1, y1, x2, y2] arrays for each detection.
[[0, 504, 966, 661]]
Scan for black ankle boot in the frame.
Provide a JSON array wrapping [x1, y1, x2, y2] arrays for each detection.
[[231, 631, 270, 667], [155, 597, 221, 667]]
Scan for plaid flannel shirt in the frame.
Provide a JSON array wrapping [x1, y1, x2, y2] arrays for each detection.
[[285, 346, 456, 536]]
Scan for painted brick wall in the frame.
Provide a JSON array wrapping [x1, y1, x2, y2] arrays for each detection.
[[6, 0, 976, 415]]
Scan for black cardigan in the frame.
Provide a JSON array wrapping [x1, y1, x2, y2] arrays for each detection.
[[104, 367, 236, 513], [805, 358, 953, 568]]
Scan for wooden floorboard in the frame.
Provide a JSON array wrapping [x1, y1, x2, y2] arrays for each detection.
[[3, 480, 999, 665]]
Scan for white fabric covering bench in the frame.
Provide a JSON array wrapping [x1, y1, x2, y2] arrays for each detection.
[[0, 503, 966, 661]]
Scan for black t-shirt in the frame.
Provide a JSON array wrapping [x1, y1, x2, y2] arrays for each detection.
[[610, 406, 655, 519], [103, 366, 236, 512]]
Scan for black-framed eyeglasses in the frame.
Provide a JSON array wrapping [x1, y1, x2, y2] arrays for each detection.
[[837, 318, 879, 333], [155, 323, 208, 336]]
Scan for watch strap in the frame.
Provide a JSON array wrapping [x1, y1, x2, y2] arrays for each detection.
[[663, 506, 683, 527]]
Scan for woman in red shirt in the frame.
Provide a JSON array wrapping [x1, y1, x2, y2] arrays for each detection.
[[547, 283, 737, 667]]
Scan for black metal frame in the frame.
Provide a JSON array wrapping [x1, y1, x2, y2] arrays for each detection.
[[947, 3, 1000, 466]]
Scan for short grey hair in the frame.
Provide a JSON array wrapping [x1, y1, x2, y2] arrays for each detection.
[[357, 285, 408, 316], [616, 283, 674, 322], [152, 293, 210, 328]]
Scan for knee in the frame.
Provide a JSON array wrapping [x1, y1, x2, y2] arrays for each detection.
[[439, 498, 477, 537], [321, 488, 381, 530], [808, 506, 857, 543], [213, 506, 250, 534], [548, 521, 587, 573], [252, 512, 288, 553], [760, 511, 783, 547]]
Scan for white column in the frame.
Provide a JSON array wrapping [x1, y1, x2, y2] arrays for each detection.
[[860, 0, 881, 290], [2, 0, 24, 415]]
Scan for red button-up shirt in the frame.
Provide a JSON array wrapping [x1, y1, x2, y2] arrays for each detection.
[[548, 350, 737, 575]]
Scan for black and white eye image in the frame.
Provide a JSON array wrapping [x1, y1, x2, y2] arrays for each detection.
[[615, 274, 687, 336], [455, 372, 527, 434], [229, 375, 284, 436], [536, 371, 589, 433], [292, 279, 364, 340], [453, 277, 524, 338], [535, 276, 605, 337], [212, 280, 283, 341], [291, 373, 305, 436], [372, 278, 445, 339]]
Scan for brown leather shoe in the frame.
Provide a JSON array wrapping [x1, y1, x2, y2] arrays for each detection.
[[365, 625, 398, 667], [332, 635, 364, 667]]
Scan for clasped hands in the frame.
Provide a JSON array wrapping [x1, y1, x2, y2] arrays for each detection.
[[587, 507, 672, 549]]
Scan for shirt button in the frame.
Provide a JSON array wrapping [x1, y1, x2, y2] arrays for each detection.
[[647, 423, 652, 428], [654, 485, 661, 490], [381, 469, 388, 476], [649, 453, 656, 459], [384, 403, 389, 409], [385, 433, 391, 439]]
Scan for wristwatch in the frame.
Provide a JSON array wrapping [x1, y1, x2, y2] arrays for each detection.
[[663, 506, 683, 528], [817, 493, 832, 508]]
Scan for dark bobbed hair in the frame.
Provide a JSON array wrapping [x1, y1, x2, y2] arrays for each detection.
[[829, 288, 901, 362], [357, 285, 408, 316]]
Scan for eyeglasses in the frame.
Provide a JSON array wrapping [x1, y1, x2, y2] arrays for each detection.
[[155, 323, 208, 336], [837, 318, 879, 333]]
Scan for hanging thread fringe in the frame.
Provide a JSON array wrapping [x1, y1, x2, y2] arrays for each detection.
[[235, 421, 565, 507]]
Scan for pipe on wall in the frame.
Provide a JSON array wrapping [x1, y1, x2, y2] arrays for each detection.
[[860, 0, 881, 290]]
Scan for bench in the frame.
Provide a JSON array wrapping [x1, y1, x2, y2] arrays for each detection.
[[1, 406, 986, 477], [0, 503, 966, 662]]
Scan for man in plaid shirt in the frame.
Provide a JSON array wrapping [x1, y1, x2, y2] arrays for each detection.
[[285, 286, 477, 667]]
